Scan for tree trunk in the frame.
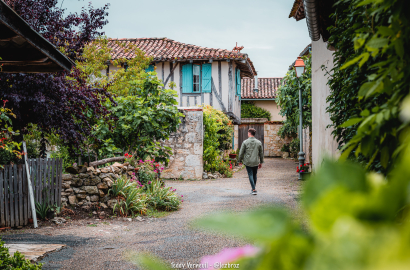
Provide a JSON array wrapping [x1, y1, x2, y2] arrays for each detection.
[[89, 156, 126, 167]]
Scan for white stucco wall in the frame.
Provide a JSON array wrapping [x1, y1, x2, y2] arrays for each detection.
[[311, 38, 339, 169], [252, 100, 284, 121], [108, 61, 242, 120]]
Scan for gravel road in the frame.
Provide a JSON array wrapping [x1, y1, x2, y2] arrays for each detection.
[[1, 158, 301, 270]]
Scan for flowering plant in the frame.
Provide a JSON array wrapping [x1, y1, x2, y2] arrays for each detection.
[[297, 163, 310, 173], [125, 155, 165, 185]]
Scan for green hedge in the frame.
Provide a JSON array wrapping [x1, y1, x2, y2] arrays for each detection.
[[241, 102, 271, 121]]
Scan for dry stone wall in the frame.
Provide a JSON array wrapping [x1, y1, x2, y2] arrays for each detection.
[[264, 122, 292, 157], [161, 108, 203, 180], [61, 162, 134, 209]]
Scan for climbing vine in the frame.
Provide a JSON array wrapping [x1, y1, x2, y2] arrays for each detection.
[[276, 56, 312, 139], [327, 0, 410, 172]]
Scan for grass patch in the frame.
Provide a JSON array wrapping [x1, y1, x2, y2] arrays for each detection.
[[87, 224, 97, 227], [145, 208, 171, 218]]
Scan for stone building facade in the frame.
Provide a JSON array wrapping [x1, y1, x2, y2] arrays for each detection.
[[264, 122, 292, 157], [161, 108, 203, 180], [234, 118, 292, 157]]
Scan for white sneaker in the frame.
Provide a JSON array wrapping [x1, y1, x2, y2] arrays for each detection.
[[251, 191, 257, 195]]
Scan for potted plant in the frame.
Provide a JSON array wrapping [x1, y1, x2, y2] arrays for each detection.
[[229, 149, 238, 159], [297, 163, 311, 180]]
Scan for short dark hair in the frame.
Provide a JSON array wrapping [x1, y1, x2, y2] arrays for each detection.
[[248, 128, 256, 136]]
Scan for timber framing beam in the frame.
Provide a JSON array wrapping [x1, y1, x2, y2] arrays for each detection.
[[0, 1, 74, 73]]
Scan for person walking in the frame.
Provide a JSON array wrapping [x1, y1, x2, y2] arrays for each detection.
[[238, 128, 264, 195]]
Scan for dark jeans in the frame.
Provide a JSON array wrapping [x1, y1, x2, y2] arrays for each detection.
[[246, 166, 258, 191]]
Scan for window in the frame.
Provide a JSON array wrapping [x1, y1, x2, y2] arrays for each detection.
[[236, 68, 241, 100], [193, 64, 200, 92], [145, 64, 154, 73], [182, 63, 212, 93], [202, 63, 212, 93]]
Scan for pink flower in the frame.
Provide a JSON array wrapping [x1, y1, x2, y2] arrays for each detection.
[[148, 181, 151, 184], [181, 200, 184, 202], [199, 245, 259, 270], [160, 167, 164, 170], [139, 160, 143, 163]]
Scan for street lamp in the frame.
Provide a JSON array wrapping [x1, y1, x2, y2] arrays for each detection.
[[294, 57, 306, 180]]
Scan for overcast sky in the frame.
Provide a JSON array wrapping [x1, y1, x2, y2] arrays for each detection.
[[59, 0, 311, 78]]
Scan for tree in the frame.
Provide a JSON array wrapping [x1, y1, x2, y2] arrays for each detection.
[[276, 56, 312, 139], [92, 76, 182, 165], [0, 100, 21, 164], [0, 0, 113, 156]]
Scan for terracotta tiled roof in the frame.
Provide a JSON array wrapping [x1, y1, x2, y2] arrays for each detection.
[[241, 77, 283, 99], [289, 0, 305, 21], [107, 38, 257, 77]]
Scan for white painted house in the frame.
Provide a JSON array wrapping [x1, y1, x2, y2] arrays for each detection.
[[106, 38, 257, 124], [289, 0, 339, 168]]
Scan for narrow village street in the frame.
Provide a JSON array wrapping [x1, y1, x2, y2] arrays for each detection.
[[2, 158, 301, 270]]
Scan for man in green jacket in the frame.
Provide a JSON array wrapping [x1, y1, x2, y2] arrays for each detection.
[[238, 128, 264, 195]]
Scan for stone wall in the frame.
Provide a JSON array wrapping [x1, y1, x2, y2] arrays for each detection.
[[61, 162, 134, 209], [264, 122, 292, 157], [161, 108, 203, 180]]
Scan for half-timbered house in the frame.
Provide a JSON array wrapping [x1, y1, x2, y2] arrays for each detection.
[[106, 38, 257, 124]]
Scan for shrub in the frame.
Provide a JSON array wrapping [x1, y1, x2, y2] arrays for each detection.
[[241, 101, 272, 121], [289, 138, 300, 158], [113, 188, 146, 217], [108, 176, 134, 198], [145, 180, 182, 211], [35, 202, 51, 220], [0, 238, 42, 269], [203, 105, 233, 175], [281, 143, 290, 153]]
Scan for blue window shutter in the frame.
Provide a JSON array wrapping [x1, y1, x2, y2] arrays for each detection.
[[236, 68, 241, 100], [202, 64, 212, 93], [182, 64, 193, 93], [145, 64, 154, 73]]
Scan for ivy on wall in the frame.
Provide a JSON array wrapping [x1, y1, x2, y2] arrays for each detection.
[[327, 0, 410, 173], [241, 102, 272, 121]]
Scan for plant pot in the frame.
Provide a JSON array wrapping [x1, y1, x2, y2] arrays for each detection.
[[134, 168, 140, 173], [28, 218, 33, 224], [229, 154, 237, 159], [46, 210, 55, 220], [299, 172, 311, 180]]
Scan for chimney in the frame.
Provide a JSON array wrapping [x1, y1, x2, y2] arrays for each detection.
[[253, 75, 259, 93]]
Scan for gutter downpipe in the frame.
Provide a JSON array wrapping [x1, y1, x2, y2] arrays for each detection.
[[303, 0, 320, 41]]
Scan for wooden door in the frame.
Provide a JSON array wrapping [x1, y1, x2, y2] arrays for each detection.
[[238, 124, 264, 152]]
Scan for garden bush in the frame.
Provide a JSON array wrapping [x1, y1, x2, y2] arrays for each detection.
[[145, 180, 182, 211], [203, 105, 233, 176], [241, 102, 272, 121], [0, 238, 42, 269], [289, 138, 300, 158], [280, 143, 290, 153]]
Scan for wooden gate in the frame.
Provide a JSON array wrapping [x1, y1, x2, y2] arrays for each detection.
[[0, 158, 63, 227], [238, 124, 264, 152]]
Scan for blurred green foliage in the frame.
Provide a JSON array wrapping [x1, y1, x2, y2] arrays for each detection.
[[327, 0, 410, 173]]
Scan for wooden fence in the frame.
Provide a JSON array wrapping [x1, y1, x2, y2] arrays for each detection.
[[0, 158, 63, 228]]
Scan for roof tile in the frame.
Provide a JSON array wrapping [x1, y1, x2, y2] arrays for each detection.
[[107, 38, 257, 77], [241, 77, 283, 99]]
